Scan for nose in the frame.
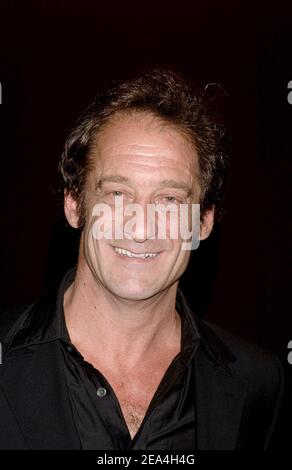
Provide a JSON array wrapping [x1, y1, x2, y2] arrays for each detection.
[[123, 203, 156, 242]]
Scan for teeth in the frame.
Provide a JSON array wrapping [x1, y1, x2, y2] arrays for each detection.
[[114, 247, 158, 259]]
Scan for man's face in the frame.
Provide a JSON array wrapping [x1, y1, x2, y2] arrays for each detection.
[[77, 112, 202, 300]]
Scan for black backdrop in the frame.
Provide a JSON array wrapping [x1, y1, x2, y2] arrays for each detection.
[[0, 2, 291, 376]]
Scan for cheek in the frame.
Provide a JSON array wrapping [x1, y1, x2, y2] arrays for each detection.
[[153, 209, 181, 242], [83, 217, 104, 257], [173, 249, 191, 276], [163, 205, 195, 241]]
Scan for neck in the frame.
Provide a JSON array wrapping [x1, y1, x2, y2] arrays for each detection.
[[63, 262, 181, 370]]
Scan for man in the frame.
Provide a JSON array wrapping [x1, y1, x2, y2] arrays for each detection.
[[0, 69, 285, 449]]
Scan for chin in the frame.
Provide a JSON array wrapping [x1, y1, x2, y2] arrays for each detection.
[[108, 282, 160, 301]]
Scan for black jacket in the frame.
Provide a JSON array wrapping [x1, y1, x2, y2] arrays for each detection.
[[0, 282, 285, 450]]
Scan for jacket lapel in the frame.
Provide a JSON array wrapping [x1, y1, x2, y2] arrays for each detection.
[[0, 341, 81, 450], [194, 321, 248, 450]]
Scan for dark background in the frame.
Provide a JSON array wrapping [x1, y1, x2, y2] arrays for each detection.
[[0, 1, 291, 372]]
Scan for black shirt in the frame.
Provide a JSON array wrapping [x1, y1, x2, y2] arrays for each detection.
[[36, 268, 201, 450], [0, 267, 285, 450]]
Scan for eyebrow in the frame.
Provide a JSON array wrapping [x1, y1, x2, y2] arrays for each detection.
[[96, 175, 193, 196], [158, 179, 193, 196], [96, 175, 130, 189]]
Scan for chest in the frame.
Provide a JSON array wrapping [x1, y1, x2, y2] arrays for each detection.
[[108, 362, 173, 440], [118, 396, 150, 440], [83, 349, 181, 439], [111, 373, 163, 439]]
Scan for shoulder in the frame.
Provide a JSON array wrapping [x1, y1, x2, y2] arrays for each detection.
[[0, 304, 32, 343], [199, 319, 284, 389]]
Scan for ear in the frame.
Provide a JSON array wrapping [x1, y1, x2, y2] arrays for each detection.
[[200, 207, 215, 241], [64, 191, 80, 228]]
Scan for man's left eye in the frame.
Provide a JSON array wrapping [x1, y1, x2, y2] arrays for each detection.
[[113, 191, 123, 197]]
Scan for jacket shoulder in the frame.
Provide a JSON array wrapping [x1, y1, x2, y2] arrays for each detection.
[[199, 319, 287, 449], [0, 304, 32, 343], [200, 319, 283, 386]]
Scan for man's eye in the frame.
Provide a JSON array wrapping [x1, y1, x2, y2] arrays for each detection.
[[112, 191, 123, 197], [165, 196, 177, 202]]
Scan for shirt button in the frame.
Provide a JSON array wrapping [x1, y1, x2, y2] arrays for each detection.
[[96, 387, 107, 398]]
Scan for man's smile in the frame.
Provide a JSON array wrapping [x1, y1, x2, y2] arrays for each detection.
[[112, 245, 162, 261]]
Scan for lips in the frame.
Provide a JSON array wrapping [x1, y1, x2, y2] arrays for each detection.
[[113, 246, 160, 259]]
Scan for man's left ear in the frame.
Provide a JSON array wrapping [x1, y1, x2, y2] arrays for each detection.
[[200, 207, 215, 241]]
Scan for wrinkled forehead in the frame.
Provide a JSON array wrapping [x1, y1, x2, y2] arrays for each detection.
[[90, 111, 199, 174]]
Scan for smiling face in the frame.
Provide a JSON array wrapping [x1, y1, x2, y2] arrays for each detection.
[[65, 111, 213, 301]]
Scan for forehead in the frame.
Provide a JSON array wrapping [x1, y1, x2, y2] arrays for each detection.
[[91, 112, 199, 175]]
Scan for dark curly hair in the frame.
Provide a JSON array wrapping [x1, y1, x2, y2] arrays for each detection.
[[58, 68, 230, 229]]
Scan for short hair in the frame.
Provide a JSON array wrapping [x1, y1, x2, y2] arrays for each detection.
[[58, 68, 230, 229]]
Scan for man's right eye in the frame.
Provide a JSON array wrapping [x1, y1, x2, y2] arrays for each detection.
[[112, 191, 123, 197]]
